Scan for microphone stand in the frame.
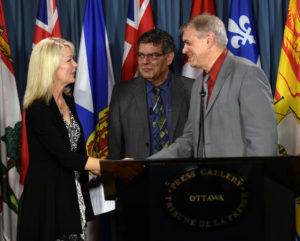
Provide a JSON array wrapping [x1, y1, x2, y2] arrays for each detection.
[[198, 73, 210, 159]]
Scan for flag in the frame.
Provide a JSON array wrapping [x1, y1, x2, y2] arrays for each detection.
[[32, 0, 62, 46], [0, 0, 22, 240], [227, 0, 260, 65], [273, 0, 300, 239], [274, 0, 300, 156], [121, 0, 154, 82], [74, 0, 115, 215], [181, 0, 215, 79], [20, 0, 62, 188]]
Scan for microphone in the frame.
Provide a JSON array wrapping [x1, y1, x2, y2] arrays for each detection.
[[200, 89, 206, 98], [200, 80, 206, 98]]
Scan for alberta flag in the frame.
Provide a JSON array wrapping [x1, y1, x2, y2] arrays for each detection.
[[74, 0, 115, 215], [227, 0, 260, 65], [0, 0, 22, 240]]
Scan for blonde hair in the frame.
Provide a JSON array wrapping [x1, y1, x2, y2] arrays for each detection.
[[23, 37, 75, 109]]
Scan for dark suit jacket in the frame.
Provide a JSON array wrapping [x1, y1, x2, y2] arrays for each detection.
[[108, 72, 194, 160], [18, 94, 94, 241]]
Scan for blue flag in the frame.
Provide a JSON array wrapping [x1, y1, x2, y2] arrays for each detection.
[[74, 0, 115, 215], [227, 0, 260, 65]]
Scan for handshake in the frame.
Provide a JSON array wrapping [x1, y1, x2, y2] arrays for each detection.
[[101, 158, 145, 183]]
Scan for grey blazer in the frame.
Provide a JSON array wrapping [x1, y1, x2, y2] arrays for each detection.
[[108, 72, 194, 160], [150, 52, 278, 159]]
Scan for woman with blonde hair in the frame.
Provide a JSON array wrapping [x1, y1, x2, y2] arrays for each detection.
[[18, 37, 101, 241]]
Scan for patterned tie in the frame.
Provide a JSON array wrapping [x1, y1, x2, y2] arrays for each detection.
[[152, 87, 169, 153]]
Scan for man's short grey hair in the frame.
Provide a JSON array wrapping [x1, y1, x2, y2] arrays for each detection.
[[180, 13, 228, 49]]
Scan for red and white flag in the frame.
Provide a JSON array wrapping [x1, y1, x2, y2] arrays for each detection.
[[32, 0, 62, 46], [0, 0, 22, 240], [181, 0, 216, 79], [20, 0, 62, 187], [121, 0, 154, 82]]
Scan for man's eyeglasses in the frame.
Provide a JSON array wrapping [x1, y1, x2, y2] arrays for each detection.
[[137, 52, 165, 61]]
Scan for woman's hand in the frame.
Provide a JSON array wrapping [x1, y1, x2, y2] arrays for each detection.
[[90, 169, 101, 177], [85, 157, 101, 172]]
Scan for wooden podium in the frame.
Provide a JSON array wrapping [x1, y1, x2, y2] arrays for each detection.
[[102, 156, 299, 241]]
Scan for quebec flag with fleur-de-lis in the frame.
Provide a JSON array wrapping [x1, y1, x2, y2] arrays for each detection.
[[227, 0, 260, 66]]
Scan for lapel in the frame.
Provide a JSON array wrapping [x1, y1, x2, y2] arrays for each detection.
[[49, 96, 63, 120], [170, 73, 181, 141], [132, 78, 150, 132], [49, 96, 70, 140], [205, 53, 232, 116], [64, 94, 77, 121], [49, 94, 76, 149], [64, 94, 87, 150]]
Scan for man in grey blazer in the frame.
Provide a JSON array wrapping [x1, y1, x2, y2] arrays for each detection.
[[108, 29, 194, 161], [150, 14, 278, 160]]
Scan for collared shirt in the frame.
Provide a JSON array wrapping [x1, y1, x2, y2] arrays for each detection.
[[206, 48, 228, 104], [146, 72, 172, 155]]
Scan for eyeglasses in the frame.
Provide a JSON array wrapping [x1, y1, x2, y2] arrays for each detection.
[[137, 52, 165, 61]]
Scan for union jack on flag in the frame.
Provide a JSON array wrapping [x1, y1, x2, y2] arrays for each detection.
[[121, 0, 154, 82], [32, 0, 62, 46]]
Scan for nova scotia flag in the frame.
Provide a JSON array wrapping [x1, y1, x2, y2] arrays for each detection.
[[227, 0, 260, 65], [74, 0, 115, 215]]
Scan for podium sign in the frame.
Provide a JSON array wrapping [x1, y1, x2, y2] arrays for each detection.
[[149, 162, 263, 241], [112, 157, 296, 241]]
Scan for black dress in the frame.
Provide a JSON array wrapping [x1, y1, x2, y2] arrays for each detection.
[[18, 95, 94, 241]]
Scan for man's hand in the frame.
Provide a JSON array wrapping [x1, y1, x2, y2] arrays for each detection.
[[110, 159, 144, 183], [101, 158, 145, 183]]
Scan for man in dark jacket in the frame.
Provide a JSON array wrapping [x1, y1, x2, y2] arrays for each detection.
[[108, 29, 194, 161]]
